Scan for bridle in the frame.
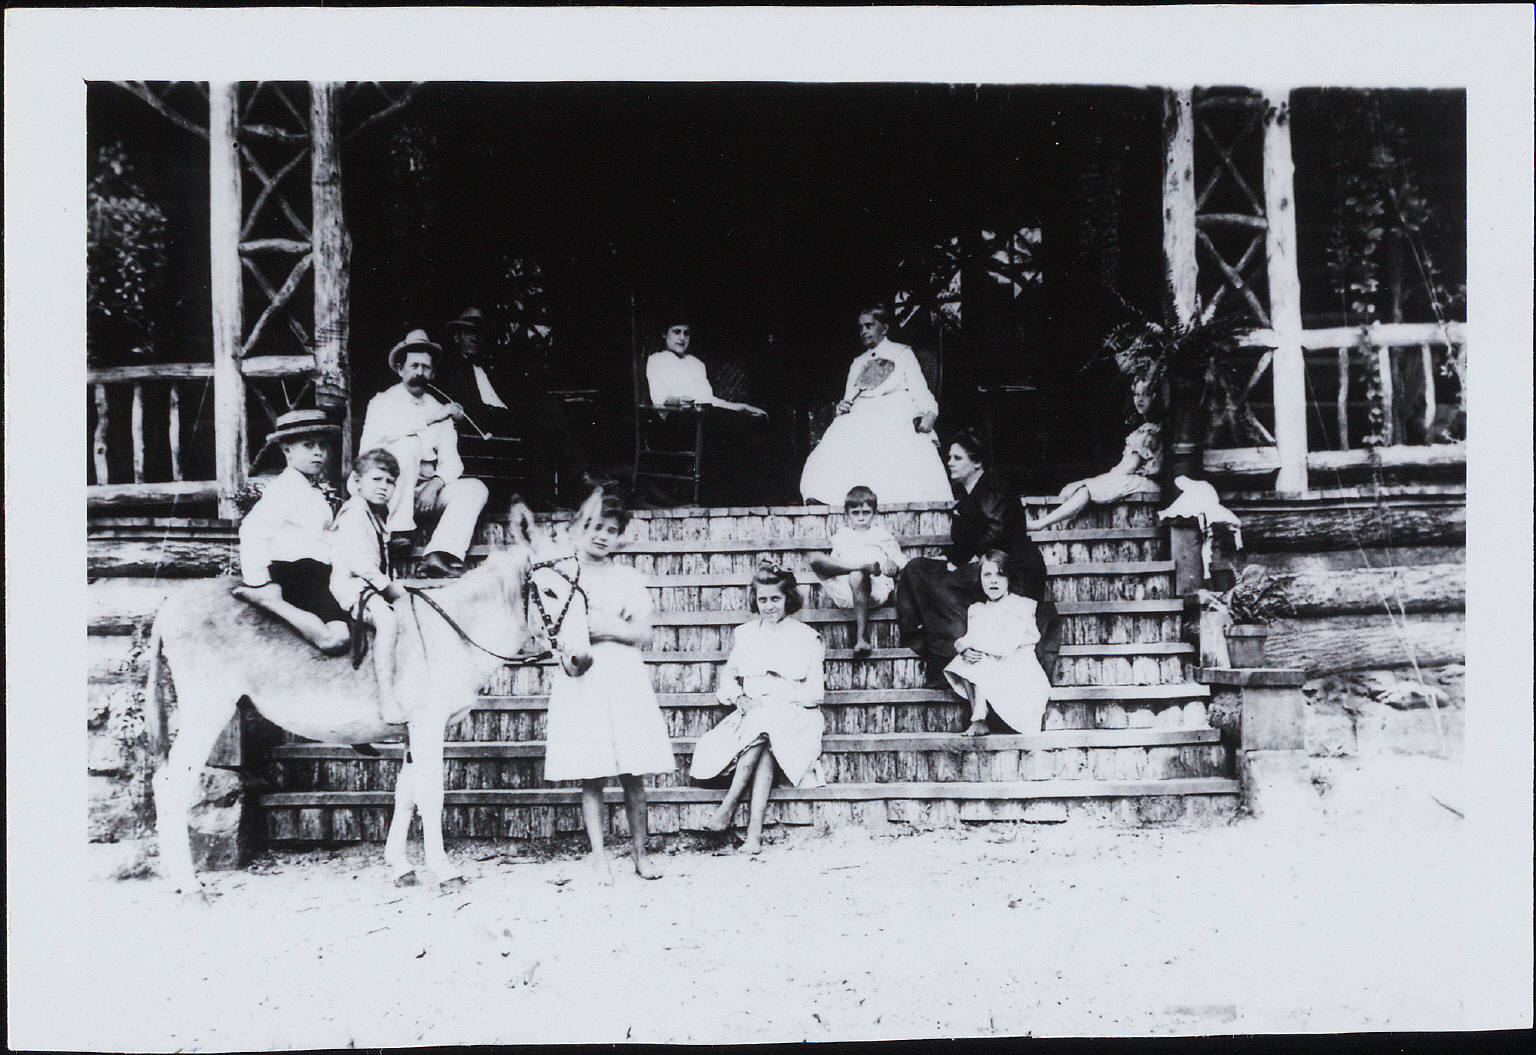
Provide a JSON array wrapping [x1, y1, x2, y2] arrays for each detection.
[[403, 552, 587, 667]]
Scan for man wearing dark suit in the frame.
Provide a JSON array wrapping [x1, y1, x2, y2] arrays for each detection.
[[895, 429, 1056, 688], [433, 307, 598, 506]]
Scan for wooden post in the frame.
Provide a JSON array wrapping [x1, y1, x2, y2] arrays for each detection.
[[130, 383, 145, 483], [1375, 342, 1396, 445], [1335, 347, 1350, 448], [1260, 90, 1307, 494], [1162, 89, 1198, 328], [168, 384, 183, 481], [310, 81, 352, 472], [92, 384, 110, 485], [210, 82, 247, 518], [1420, 344, 1437, 438]]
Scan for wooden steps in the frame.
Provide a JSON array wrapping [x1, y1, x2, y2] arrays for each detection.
[[253, 494, 1236, 842], [260, 778, 1239, 842]]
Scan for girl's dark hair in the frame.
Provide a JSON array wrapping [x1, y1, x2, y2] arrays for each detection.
[[844, 485, 878, 511], [590, 491, 633, 531], [947, 428, 989, 469], [749, 562, 804, 615], [978, 549, 1012, 582]]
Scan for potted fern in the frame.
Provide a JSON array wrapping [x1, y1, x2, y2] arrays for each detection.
[[1219, 565, 1294, 667]]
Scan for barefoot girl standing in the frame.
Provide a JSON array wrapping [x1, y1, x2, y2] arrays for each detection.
[[542, 489, 675, 882]]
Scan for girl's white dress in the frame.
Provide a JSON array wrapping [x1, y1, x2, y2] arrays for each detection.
[[944, 594, 1051, 733], [816, 522, 907, 607], [1057, 422, 1163, 504], [799, 339, 953, 505], [542, 562, 676, 781], [688, 617, 826, 788]]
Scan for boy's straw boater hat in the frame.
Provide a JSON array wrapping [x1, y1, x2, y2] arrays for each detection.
[[444, 307, 485, 333], [264, 409, 340, 446], [388, 329, 442, 373]]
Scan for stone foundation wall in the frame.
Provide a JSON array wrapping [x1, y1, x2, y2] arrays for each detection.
[[1304, 662, 1464, 758]]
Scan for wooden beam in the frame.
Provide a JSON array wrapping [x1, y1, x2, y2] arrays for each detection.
[[87, 483, 224, 517], [1264, 611, 1463, 673], [310, 81, 353, 458], [88, 355, 313, 384], [1205, 443, 1467, 478], [1297, 321, 1465, 351], [209, 83, 247, 518], [1376, 343, 1396, 445], [240, 253, 313, 356], [1336, 347, 1350, 448], [240, 255, 313, 349], [1261, 90, 1307, 494], [112, 81, 207, 139], [1271, 564, 1464, 617], [239, 238, 311, 255], [1161, 88, 1198, 327]]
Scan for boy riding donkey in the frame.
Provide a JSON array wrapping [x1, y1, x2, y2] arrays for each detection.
[[233, 411, 409, 752]]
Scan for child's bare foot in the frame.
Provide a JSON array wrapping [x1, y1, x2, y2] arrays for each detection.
[[742, 836, 764, 855], [698, 808, 732, 832], [962, 720, 989, 736], [852, 639, 873, 657], [586, 851, 614, 885], [633, 855, 663, 880]]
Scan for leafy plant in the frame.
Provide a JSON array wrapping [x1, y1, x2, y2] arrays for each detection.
[[1099, 285, 1268, 446], [1220, 564, 1295, 625], [87, 143, 169, 360]]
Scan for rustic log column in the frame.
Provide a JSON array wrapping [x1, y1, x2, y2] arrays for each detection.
[[210, 82, 247, 518], [1261, 90, 1307, 494], [1161, 88, 1198, 327], [310, 81, 352, 470]]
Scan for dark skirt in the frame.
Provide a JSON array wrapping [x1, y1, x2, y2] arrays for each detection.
[[895, 557, 1058, 668]]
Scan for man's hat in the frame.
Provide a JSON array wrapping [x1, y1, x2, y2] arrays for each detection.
[[264, 408, 340, 446], [444, 307, 485, 333], [388, 329, 442, 373]]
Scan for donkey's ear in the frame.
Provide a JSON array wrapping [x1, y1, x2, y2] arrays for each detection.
[[507, 499, 536, 547]]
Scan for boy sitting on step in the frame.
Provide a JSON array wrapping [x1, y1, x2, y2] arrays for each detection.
[[808, 485, 907, 657], [330, 448, 408, 724], [234, 410, 351, 656]]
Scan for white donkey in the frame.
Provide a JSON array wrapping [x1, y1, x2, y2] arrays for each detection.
[[143, 509, 591, 893]]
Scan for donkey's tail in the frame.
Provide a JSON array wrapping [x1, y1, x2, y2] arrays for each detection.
[[141, 617, 169, 758]]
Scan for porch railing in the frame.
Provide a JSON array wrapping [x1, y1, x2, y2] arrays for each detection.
[[1204, 320, 1466, 484], [87, 354, 313, 511]]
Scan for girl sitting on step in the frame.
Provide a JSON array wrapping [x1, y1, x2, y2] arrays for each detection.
[[689, 563, 826, 854], [1027, 378, 1163, 531], [945, 550, 1052, 737], [541, 488, 675, 883]]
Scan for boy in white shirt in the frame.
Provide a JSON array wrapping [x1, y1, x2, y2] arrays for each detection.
[[330, 449, 408, 723], [809, 485, 907, 656], [234, 410, 350, 655]]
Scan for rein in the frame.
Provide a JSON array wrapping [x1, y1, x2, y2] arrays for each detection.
[[404, 553, 586, 667]]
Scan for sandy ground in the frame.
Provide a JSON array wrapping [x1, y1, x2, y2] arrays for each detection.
[[67, 754, 1490, 1047]]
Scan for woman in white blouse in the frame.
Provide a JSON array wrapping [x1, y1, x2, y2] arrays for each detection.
[[646, 321, 767, 417], [689, 563, 825, 854], [798, 306, 953, 505]]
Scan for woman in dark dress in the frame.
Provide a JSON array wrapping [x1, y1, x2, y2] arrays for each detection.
[[895, 429, 1056, 689]]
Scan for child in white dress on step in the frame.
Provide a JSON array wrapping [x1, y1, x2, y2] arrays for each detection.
[[808, 485, 907, 656], [542, 489, 675, 882], [944, 550, 1052, 736], [689, 563, 826, 854]]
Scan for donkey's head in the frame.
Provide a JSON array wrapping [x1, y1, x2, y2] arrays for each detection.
[[504, 499, 593, 677]]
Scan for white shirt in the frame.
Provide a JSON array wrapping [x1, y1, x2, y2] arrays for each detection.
[[328, 497, 393, 610], [718, 617, 825, 709], [646, 352, 715, 405], [828, 522, 907, 573], [842, 337, 938, 420], [472, 364, 510, 409], [359, 383, 465, 484], [238, 467, 335, 586]]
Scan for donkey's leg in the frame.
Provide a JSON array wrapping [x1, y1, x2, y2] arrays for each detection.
[[154, 692, 239, 893], [409, 719, 462, 888], [383, 732, 419, 885]]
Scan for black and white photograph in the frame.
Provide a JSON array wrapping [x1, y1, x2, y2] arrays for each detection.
[[6, 6, 1532, 1048]]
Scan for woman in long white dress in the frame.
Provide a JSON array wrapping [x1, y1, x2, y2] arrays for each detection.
[[799, 307, 952, 506], [690, 564, 825, 854], [543, 490, 676, 882], [944, 550, 1052, 736]]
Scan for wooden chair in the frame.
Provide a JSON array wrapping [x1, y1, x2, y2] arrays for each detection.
[[631, 337, 706, 506]]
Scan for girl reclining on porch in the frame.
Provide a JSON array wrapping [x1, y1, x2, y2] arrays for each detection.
[[1027, 378, 1163, 531]]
